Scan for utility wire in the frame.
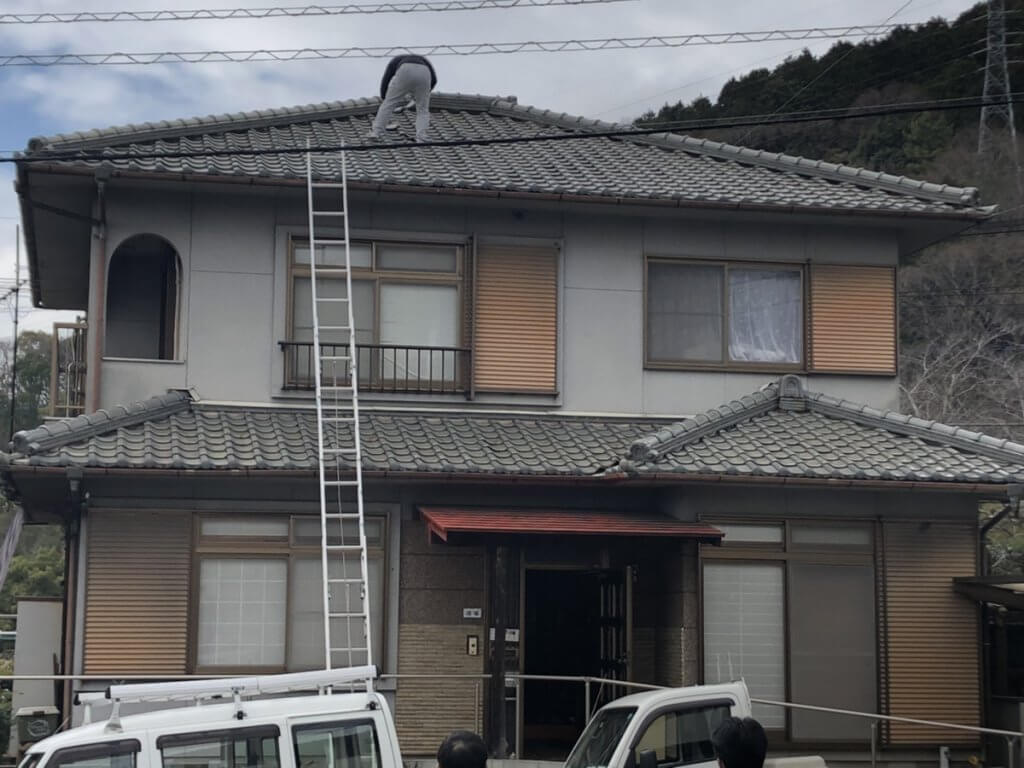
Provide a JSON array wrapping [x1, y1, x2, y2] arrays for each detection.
[[8, 92, 1023, 164], [0, 22, 928, 67], [0, 0, 631, 24]]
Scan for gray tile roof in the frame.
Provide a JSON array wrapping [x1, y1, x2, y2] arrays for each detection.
[[7, 377, 1024, 485], [618, 375, 1024, 483], [6, 394, 658, 476], [21, 93, 991, 218]]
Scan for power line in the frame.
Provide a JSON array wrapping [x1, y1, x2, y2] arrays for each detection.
[[9, 92, 1022, 164], [0, 22, 928, 67], [0, 0, 631, 24]]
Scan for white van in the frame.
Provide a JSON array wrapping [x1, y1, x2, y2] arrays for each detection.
[[19, 669, 401, 768]]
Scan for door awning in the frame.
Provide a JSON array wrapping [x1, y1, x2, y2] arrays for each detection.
[[418, 506, 723, 542]]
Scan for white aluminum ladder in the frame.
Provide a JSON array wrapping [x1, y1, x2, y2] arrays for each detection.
[[305, 141, 373, 685]]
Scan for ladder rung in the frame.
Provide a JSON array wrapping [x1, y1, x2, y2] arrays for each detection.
[[320, 355, 351, 361], [322, 386, 354, 392], [312, 183, 348, 189], [313, 270, 350, 277], [317, 297, 350, 303], [323, 416, 356, 423], [324, 480, 360, 487], [313, 211, 347, 217], [323, 448, 358, 454], [314, 239, 349, 246], [330, 647, 369, 653], [328, 578, 366, 584], [317, 325, 351, 331], [326, 544, 363, 552], [325, 512, 362, 519], [328, 612, 367, 618]]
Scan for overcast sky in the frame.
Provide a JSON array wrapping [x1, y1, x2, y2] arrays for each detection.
[[0, 0, 981, 338]]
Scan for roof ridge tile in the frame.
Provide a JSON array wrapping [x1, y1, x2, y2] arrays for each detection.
[[10, 391, 191, 456]]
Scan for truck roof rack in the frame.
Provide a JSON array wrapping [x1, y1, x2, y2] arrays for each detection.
[[99, 666, 378, 730]]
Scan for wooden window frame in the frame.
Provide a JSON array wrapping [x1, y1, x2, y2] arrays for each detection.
[[286, 237, 465, 348], [700, 518, 877, 749], [644, 257, 807, 373], [191, 513, 388, 675]]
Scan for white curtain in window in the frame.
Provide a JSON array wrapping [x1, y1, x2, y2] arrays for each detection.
[[197, 559, 287, 667], [703, 562, 786, 729], [728, 270, 802, 363], [647, 263, 723, 362], [288, 556, 385, 670], [379, 283, 459, 380]]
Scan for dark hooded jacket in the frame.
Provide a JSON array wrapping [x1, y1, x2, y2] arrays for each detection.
[[379, 55, 438, 99]]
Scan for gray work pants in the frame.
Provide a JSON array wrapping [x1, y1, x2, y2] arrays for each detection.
[[372, 63, 432, 141]]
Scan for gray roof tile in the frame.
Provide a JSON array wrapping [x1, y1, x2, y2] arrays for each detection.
[[20, 93, 991, 218], [7, 376, 1024, 485]]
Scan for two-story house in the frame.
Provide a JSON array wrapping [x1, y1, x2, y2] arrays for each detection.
[[5, 93, 1022, 766]]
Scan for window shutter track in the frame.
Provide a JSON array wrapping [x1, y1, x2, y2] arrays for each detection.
[[883, 522, 979, 744], [473, 245, 558, 393], [84, 510, 192, 674], [810, 265, 896, 374]]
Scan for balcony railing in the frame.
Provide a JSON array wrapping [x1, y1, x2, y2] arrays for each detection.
[[280, 341, 472, 396], [50, 322, 87, 418]]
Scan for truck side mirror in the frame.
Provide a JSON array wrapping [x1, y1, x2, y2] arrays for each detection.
[[638, 749, 658, 768]]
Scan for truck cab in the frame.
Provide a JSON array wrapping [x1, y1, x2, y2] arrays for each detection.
[[564, 682, 824, 768]]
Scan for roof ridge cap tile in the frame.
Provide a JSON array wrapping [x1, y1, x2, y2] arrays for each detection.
[[10, 391, 191, 456], [663, 134, 981, 206], [627, 385, 780, 464], [807, 391, 1024, 464], [29, 92, 504, 152]]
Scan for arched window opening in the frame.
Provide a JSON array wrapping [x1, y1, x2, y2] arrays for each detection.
[[105, 234, 179, 360]]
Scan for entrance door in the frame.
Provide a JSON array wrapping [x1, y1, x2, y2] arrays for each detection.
[[522, 568, 631, 760], [597, 569, 629, 705]]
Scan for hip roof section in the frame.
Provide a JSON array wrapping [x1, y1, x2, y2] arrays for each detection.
[[20, 93, 992, 218]]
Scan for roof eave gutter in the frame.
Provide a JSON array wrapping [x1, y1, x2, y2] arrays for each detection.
[[0, 464, 1015, 493], [19, 163, 993, 223]]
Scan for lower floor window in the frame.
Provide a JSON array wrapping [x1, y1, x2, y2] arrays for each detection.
[[195, 515, 387, 672], [292, 720, 381, 768], [702, 551, 877, 741]]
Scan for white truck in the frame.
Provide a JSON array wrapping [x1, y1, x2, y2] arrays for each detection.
[[17, 671, 822, 768], [564, 683, 826, 768]]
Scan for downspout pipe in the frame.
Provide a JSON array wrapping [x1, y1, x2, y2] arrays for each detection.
[[60, 468, 83, 726], [86, 168, 110, 414]]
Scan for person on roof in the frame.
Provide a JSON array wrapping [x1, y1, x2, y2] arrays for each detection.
[[368, 54, 437, 143]]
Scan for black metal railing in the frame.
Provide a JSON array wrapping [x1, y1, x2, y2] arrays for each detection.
[[280, 341, 472, 396]]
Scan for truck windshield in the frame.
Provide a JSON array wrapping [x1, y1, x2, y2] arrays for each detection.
[[565, 707, 637, 768]]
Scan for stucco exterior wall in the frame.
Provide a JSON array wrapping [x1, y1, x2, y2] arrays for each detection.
[[93, 182, 901, 414]]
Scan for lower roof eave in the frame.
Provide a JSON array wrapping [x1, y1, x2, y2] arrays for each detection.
[[21, 163, 994, 224], [2, 463, 1017, 495]]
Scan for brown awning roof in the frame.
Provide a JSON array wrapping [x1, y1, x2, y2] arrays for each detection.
[[954, 576, 1024, 610], [419, 506, 723, 542]]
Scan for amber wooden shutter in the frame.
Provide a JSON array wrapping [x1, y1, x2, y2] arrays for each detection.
[[883, 522, 979, 744], [473, 245, 557, 393], [84, 510, 192, 674], [810, 265, 896, 374]]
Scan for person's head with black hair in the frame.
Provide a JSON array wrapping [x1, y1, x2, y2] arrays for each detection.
[[437, 731, 487, 768], [711, 717, 767, 768]]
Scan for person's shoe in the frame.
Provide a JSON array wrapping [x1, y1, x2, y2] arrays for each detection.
[[416, 134, 428, 143], [366, 129, 382, 140], [385, 122, 399, 131]]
